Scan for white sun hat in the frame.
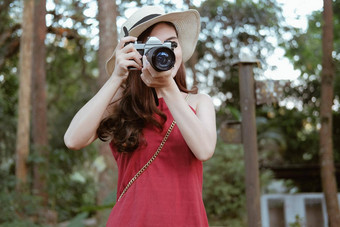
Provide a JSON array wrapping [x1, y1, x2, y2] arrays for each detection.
[[105, 5, 201, 76]]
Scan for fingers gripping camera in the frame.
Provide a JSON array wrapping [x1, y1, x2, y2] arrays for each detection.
[[128, 37, 177, 72]]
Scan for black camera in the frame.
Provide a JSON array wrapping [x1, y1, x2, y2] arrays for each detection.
[[128, 37, 177, 72]]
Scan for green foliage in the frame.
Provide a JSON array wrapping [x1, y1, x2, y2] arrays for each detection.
[[203, 141, 247, 226], [66, 212, 89, 227], [257, 106, 319, 165], [203, 140, 274, 226], [0, 65, 18, 158], [0, 192, 42, 224], [255, 104, 325, 192], [0, 0, 100, 224], [47, 156, 97, 222], [0, 221, 44, 227], [261, 0, 339, 187], [0, 165, 43, 224], [198, 0, 287, 105], [0, 1, 19, 159], [282, 1, 340, 103], [288, 215, 304, 227], [0, 147, 98, 224]]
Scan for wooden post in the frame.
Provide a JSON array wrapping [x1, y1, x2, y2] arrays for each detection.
[[233, 58, 261, 227]]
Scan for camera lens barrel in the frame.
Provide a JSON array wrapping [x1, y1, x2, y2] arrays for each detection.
[[146, 47, 175, 72]]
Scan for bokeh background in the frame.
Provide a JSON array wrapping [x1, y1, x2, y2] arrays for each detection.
[[1, 0, 339, 226]]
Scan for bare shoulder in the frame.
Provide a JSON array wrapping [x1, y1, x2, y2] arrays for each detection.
[[185, 93, 214, 111]]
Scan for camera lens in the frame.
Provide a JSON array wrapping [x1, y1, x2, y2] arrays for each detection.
[[146, 47, 175, 72]]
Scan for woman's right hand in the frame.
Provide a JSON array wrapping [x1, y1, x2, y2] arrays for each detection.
[[112, 36, 143, 79]]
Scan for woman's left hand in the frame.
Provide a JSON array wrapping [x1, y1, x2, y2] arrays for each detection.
[[140, 56, 174, 88]]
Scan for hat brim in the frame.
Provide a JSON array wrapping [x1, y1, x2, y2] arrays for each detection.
[[105, 9, 200, 76]]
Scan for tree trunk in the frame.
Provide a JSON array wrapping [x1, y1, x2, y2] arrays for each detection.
[[32, 0, 48, 202], [96, 0, 118, 224], [97, 0, 118, 87], [31, 0, 55, 223], [320, 0, 340, 226], [16, 0, 34, 192]]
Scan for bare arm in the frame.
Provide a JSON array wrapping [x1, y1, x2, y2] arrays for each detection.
[[141, 58, 216, 161], [64, 36, 142, 150], [64, 77, 123, 150], [159, 82, 217, 161]]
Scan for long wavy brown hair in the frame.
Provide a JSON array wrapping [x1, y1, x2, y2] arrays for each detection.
[[97, 22, 196, 153]]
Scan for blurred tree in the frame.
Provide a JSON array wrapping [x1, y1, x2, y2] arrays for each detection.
[[197, 0, 286, 104], [44, 0, 99, 222], [319, 0, 340, 225], [97, 0, 117, 87], [0, 0, 19, 159], [31, 0, 49, 211], [15, 0, 34, 192], [203, 140, 273, 225], [0, 1, 20, 69], [96, 0, 118, 224], [1, 0, 100, 224], [203, 142, 247, 226], [280, 0, 340, 193]]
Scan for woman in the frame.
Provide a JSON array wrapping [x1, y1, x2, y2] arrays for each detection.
[[64, 6, 216, 226]]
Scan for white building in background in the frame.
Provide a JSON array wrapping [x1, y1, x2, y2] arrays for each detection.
[[261, 193, 340, 227]]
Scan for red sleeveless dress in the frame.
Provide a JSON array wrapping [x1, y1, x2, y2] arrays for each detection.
[[106, 98, 209, 227]]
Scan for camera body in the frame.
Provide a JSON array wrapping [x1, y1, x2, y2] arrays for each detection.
[[129, 37, 177, 72]]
